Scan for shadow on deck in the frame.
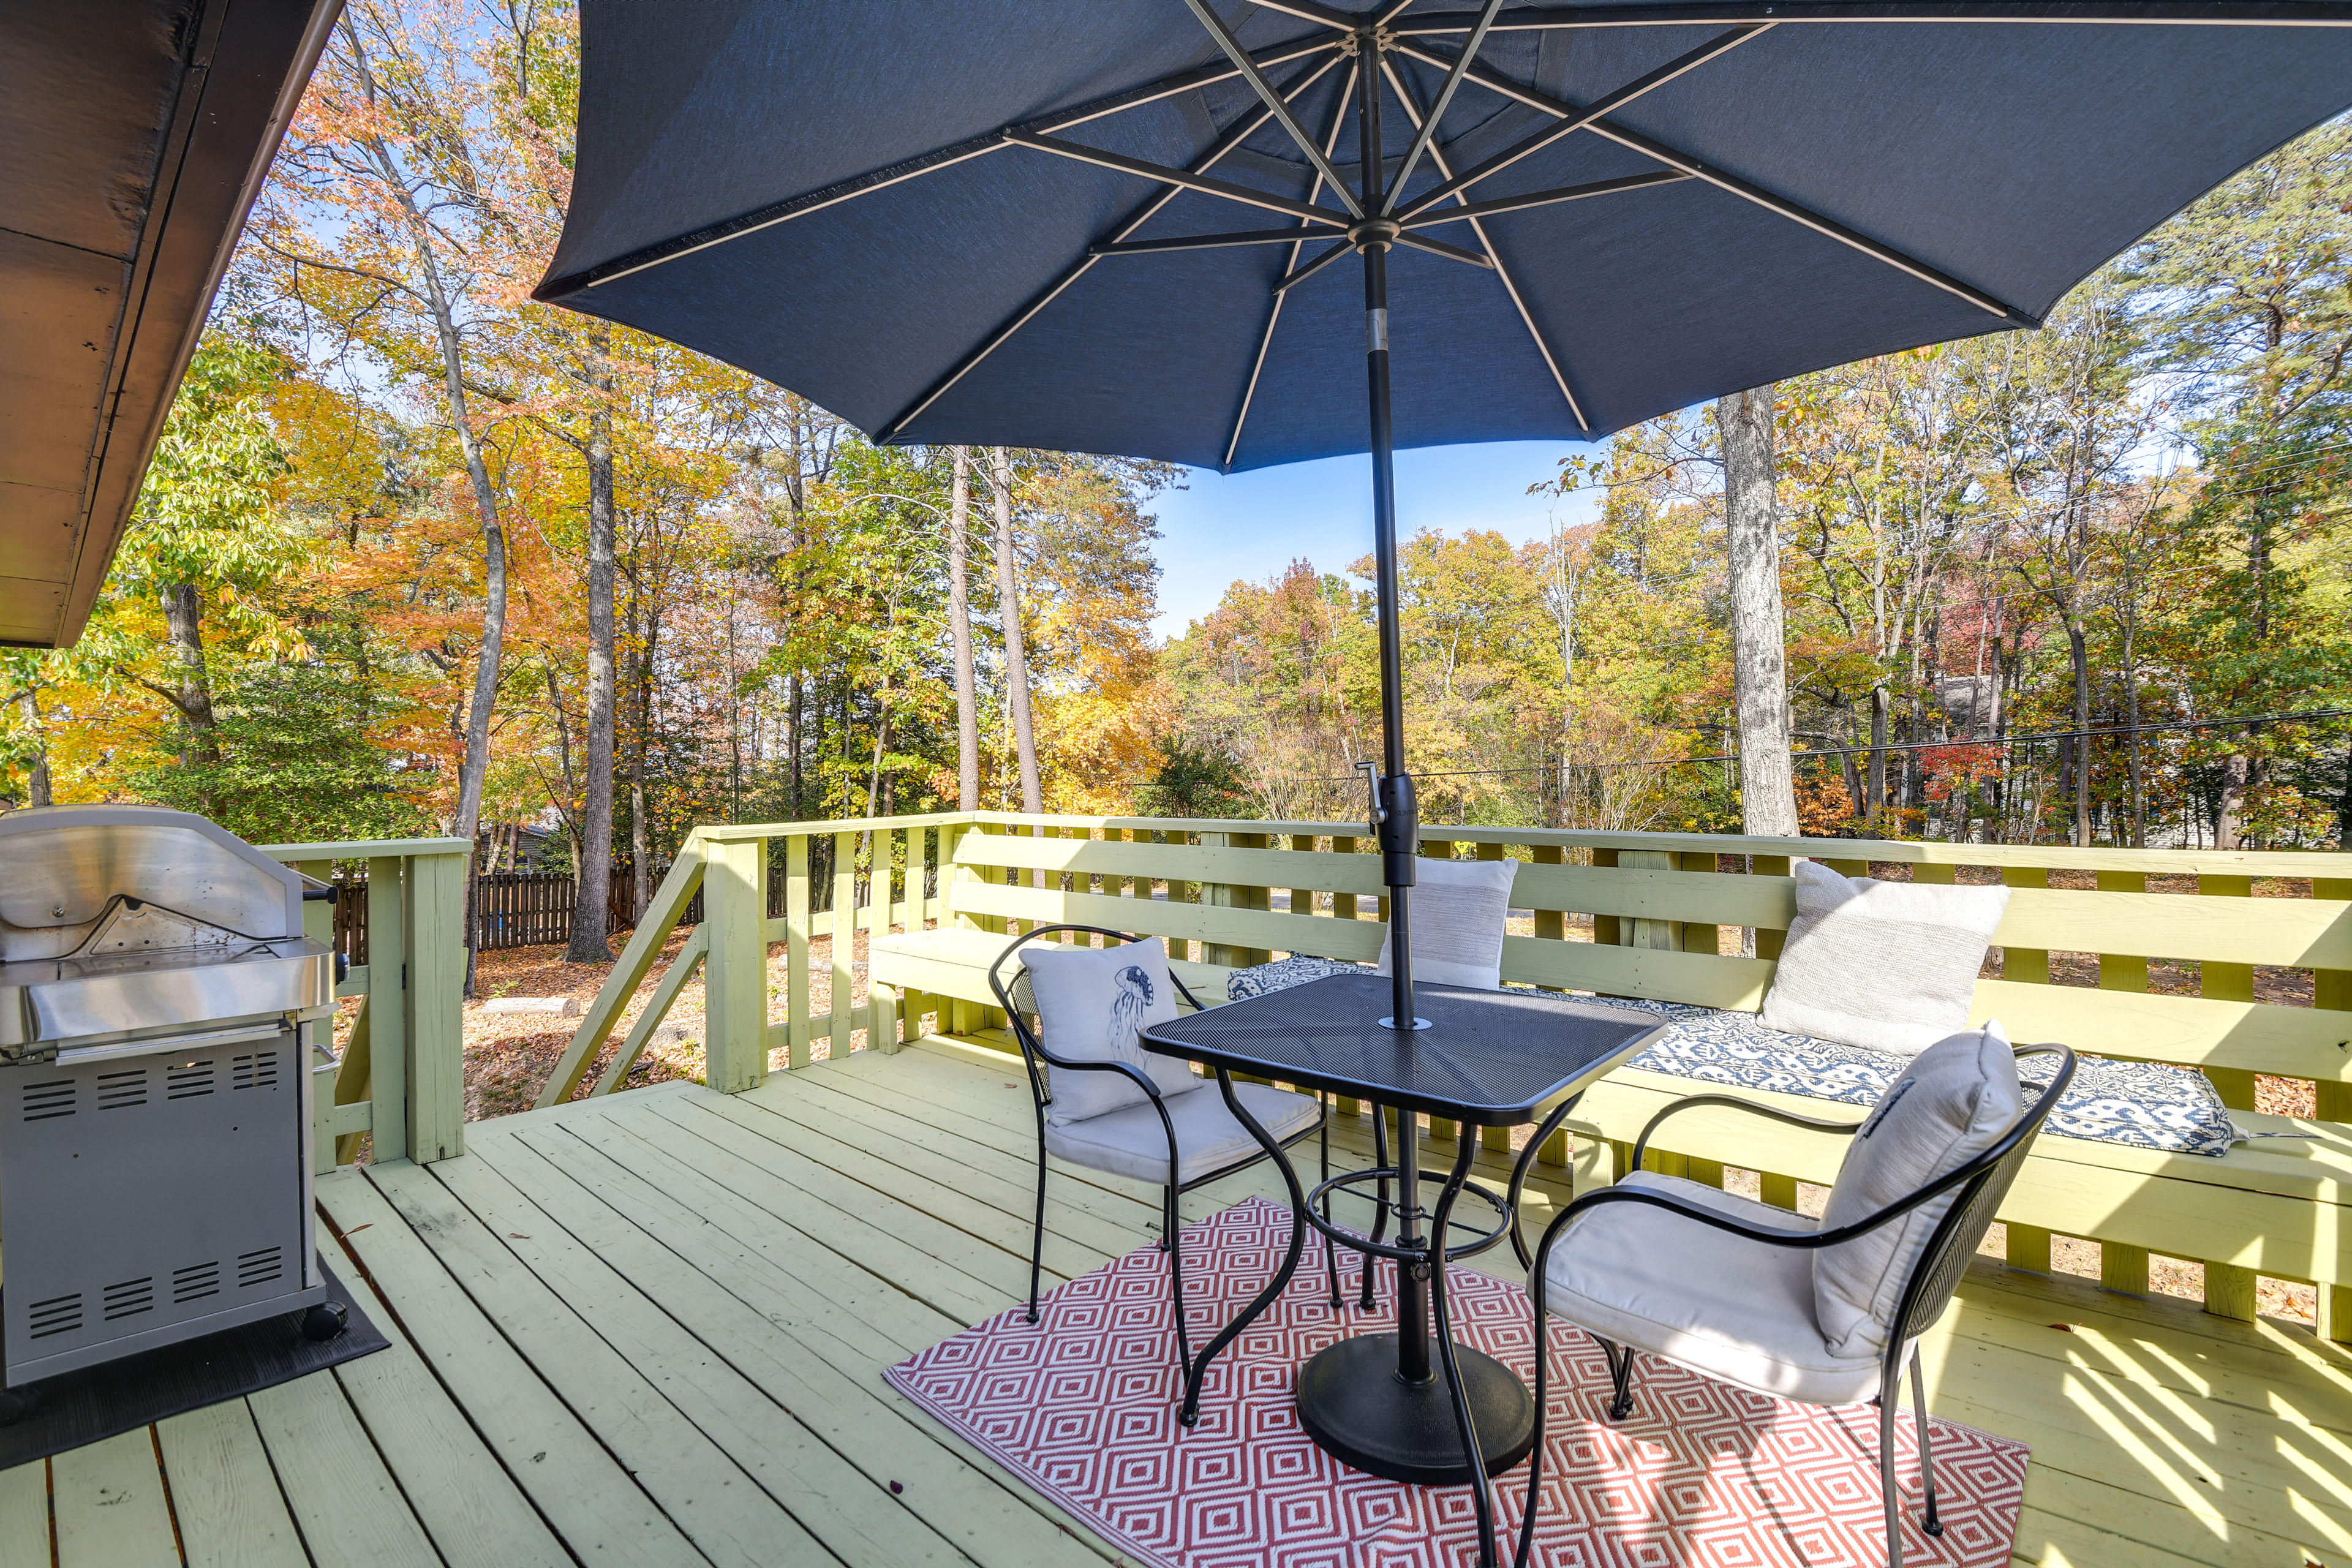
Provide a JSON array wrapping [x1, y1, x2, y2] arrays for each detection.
[[7, 1037, 2349, 1568]]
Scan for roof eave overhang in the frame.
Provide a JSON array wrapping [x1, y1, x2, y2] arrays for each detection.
[[0, 0, 342, 650]]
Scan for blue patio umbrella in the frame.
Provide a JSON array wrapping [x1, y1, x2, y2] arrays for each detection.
[[535, 0, 2352, 1524]]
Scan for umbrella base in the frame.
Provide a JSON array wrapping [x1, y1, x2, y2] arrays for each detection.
[[1295, 1332, 1535, 1483]]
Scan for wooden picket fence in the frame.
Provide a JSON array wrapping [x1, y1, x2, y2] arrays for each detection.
[[329, 864, 688, 960]]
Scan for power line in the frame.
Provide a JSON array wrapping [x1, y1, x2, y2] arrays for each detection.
[[1265, 706, 2352, 785]]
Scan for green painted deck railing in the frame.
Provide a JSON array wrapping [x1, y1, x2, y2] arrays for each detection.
[[263, 835, 471, 1170], [546, 812, 2352, 1343]]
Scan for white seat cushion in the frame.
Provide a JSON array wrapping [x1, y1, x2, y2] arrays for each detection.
[[1760, 859, 2010, 1054], [1815, 1023, 2021, 1359], [1539, 1172, 1883, 1407], [1044, 1082, 1322, 1187], [1378, 856, 1518, 989]]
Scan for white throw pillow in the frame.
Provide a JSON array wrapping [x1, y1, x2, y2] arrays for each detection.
[[1814, 1022, 2021, 1359], [1377, 856, 1518, 990], [1759, 859, 2009, 1054], [1020, 941, 1202, 1126]]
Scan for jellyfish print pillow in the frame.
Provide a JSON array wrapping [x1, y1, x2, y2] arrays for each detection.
[[1022, 941, 1204, 1126]]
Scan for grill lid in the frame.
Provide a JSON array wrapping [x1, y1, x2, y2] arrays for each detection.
[[0, 806, 328, 1056], [0, 805, 302, 961]]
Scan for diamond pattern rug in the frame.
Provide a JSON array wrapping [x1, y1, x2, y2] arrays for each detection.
[[885, 1196, 2029, 1567]]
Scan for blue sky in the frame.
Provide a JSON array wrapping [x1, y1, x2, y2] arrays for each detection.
[[1143, 440, 1604, 643]]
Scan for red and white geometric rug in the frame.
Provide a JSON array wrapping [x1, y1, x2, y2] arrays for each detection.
[[886, 1196, 2029, 1568]]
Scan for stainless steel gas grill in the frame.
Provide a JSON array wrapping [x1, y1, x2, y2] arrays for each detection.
[[0, 805, 342, 1401]]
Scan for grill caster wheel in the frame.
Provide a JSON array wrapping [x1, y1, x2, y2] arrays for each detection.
[[0, 1386, 38, 1427], [301, 1302, 349, 1343]]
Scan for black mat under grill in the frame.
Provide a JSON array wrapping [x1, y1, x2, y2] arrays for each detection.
[[0, 1261, 388, 1468]]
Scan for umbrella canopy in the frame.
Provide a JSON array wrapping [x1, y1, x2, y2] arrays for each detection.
[[536, 0, 2352, 1035], [536, 2, 2352, 472]]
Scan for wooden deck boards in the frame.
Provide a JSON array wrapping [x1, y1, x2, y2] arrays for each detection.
[[5, 1035, 2348, 1567]]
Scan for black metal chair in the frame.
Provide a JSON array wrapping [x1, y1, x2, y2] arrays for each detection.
[[1512, 1042, 2077, 1568], [989, 925, 1339, 1374]]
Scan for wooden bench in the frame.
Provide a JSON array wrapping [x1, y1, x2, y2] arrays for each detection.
[[862, 818, 2352, 1343]]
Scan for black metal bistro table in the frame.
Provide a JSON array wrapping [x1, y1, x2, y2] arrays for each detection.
[[1138, 973, 1664, 1567]]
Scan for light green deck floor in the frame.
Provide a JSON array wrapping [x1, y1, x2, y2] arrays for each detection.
[[4, 1036, 2348, 1567]]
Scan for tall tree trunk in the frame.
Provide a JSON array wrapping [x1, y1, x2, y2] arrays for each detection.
[[630, 633, 652, 922], [2217, 752, 2251, 850], [1836, 705, 1867, 820], [17, 690, 51, 807], [429, 312, 503, 982], [1720, 386, 1797, 837], [2068, 620, 2092, 847], [1866, 684, 1890, 825], [566, 382, 618, 962], [2123, 607, 2145, 848], [865, 684, 893, 818], [331, 31, 506, 987], [949, 447, 980, 810], [992, 447, 1041, 813], [160, 584, 220, 775], [402, 160, 505, 990], [788, 673, 804, 819]]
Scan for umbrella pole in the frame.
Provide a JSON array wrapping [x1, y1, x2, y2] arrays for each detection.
[[1360, 184, 1422, 1042]]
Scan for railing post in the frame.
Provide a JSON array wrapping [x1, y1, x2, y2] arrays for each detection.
[[405, 848, 467, 1162], [1621, 848, 1681, 951], [1589, 847, 1622, 948], [2313, 875, 2352, 1343], [704, 835, 771, 1093], [363, 854, 410, 1163], [1476, 841, 1515, 1156], [1674, 851, 1722, 958], [831, 829, 858, 1058], [785, 833, 813, 1068], [1751, 853, 1791, 959], [1199, 829, 1271, 967]]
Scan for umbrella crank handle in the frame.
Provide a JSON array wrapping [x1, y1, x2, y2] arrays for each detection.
[[1355, 763, 1419, 886]]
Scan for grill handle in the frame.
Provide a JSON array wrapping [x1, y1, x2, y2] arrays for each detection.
[[56, 1020, 287, 1067]]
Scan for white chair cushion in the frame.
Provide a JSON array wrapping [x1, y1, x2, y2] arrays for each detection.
[[1044, 1082, 1322, 1187], [1540, 1172, 1883, 1406], [1815, 1023, 2021, 1359], [1377, 856, 1518, 990], [1022, 941, 1203, 1127], [1759, 859, 2010, 1054]]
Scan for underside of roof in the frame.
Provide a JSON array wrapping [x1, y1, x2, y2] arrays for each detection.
[[0, 0, 339, 649]]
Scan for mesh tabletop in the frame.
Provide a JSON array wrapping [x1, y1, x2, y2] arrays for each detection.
[[1139, 974, 1665, 1124]]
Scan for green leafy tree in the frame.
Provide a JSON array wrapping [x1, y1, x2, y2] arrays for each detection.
[[134, 662, 434, 843], [65, 334, 304, 802]]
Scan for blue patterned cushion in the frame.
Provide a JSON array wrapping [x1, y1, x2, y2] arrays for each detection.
[[1218, 959, 2241, 1158], [1580, 997, 2239, 1158], [1225, 954, 1366, 1000]]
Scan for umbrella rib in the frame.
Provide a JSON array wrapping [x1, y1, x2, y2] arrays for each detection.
[[1401, 170, 1691, 226], [538, 37, 1336, 297], [1383, 0, 1510, 216], [1393, 232, 1496, 268], [1274, 239, 1359, 292], [1393, 39, 2040, 324], [1007, 131, 1351, 227], [1180, 0, 1366, 217], [880, 53, 1346, 443], [1226, 58, 1362, 471], [1390, 3, 2352, 31], [1381, 56, 1590, 431], [1093, 228, 1352, 254], [1251, 0, 1365, 28], [1393, 24, 1768, 223]]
